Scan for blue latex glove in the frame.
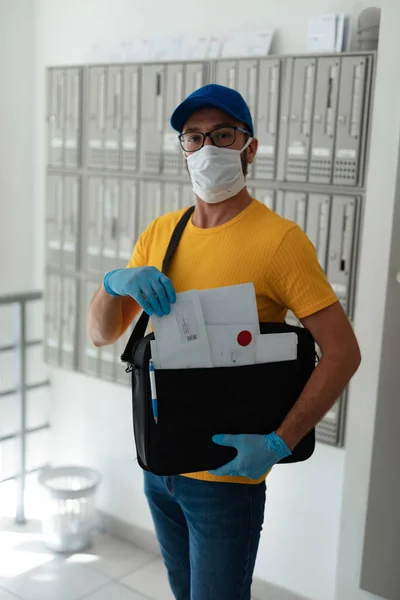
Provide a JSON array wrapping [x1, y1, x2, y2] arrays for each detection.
[[103, 267, 176, 318], [210, 432, 292, 480]]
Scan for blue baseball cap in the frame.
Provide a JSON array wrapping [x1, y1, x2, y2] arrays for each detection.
[[170, 84, 254, 137]]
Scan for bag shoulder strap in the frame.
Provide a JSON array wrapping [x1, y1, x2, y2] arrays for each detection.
[[121, 206, 195, 365], [161, 206, 195, 273]]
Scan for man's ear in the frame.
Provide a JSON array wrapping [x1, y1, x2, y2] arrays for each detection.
[[247, 138, 258, 164]]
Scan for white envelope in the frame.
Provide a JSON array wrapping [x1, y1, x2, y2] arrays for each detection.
[[151, 290, 213, 369], [255, 333, 298, 364], [206, 325, 257, 367], [221, 30, 274, 58], [199, 283, 259, 330], [150, 340, 161, 369]]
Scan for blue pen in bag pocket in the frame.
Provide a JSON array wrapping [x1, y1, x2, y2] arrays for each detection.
[[149, 359, 158, 425]]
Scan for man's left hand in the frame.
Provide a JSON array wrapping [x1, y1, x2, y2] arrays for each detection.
[[209, 432, 292, 479]]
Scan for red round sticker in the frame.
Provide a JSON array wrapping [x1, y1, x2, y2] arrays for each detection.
[[237, 330, 253, 347]]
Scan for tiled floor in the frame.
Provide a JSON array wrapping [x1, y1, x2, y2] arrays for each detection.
[[0, 519, 159, 600], [0, 519, 263, 600]]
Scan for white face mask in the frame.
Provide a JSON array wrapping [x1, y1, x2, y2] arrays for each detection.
[[186, 138, 253, 204]]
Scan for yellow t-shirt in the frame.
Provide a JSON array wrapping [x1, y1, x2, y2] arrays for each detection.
[[127, 200, 337, 484]]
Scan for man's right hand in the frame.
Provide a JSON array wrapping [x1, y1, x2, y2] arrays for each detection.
[[103, 267, 176, 317]]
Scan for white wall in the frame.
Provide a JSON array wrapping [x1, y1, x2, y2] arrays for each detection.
[[0, 0, 51, 489], [0, 0, 34, 294], [48, 370, 154, 531], [31, 2, 395, 600], [336, 3, 400, 599]]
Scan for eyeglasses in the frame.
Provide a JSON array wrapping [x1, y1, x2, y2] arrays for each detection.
[[178, 126, 250, 153]]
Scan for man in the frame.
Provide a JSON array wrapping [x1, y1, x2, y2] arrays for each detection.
[[87, 84, 361, 600]]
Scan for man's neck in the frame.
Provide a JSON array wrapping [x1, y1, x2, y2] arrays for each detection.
[[192, 188, 254, 229]]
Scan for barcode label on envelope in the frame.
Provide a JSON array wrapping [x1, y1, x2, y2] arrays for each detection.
[[175, 300, 200, 344]]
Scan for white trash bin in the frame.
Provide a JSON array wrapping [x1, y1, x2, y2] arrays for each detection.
[[38, 466, 101, 553]]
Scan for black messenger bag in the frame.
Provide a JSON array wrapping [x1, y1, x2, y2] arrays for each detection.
[[121, 207, 316, 476]]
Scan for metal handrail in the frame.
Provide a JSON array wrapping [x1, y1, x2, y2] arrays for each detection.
[[0, 339, 43, 353], [0, 291, 43, 305], [0, 423, 50, 445], [0, 380, 50, 399], [0, 290, 49, 524]]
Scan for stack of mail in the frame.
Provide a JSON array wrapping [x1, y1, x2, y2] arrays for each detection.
[[307, 13, 347, 52], [151, 283, 297, 370]]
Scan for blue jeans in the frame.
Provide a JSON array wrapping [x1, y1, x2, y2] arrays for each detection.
[[144, 472, 266, 600]]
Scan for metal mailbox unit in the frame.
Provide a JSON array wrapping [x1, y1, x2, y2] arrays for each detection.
[[44, 52, 375, 448], [271, 189, 361, 446], [47, 67, 83, 169], [277, 54, 373, 187]]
